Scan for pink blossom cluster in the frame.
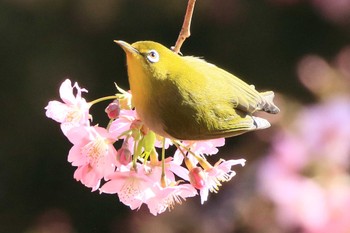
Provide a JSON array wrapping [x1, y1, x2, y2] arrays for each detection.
[[45, 79, 245, 215], [258, 97, 350, 233], [255, 46, 350, 233]]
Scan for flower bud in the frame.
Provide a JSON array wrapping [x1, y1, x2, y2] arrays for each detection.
[[189, 167, 206, 189], [116, 146, 132, 166], [105, 100, 120, 119]]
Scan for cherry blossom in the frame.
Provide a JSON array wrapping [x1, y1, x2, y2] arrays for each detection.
[[66, 125, 117, 191], [146, 183, 197, 215], [258, 97, 350, 233], [100, 164, 156, 210], [45, 79, 91, 135], [195, 159, 246, 204]]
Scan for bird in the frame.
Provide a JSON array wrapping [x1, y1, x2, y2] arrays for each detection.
[[115, 40, 280, 140]]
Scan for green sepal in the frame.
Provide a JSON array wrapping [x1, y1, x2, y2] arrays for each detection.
[[143, 131, 156, 154]]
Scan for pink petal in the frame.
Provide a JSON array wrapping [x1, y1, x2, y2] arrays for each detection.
[[217, 159, 246, 172], [65, 126, 90, 145], [146, 184, 197, 215], [109, 118, 132, 137], [73, 82, 88, 100], [183, 138, 226, 155], [73, 166, 101, 191], [68, 145, 88, 166], [100, 179, 124, 194], [199, 187, 209, 204], [45, 100, 69, 123], [169, 162, 190, 181], [59, 79, 76, 104]]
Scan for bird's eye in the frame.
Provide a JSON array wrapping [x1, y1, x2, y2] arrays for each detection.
[[146, 50, 159, 63]]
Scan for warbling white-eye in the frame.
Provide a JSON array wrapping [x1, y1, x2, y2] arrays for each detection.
[[115, 40, 280, 140]]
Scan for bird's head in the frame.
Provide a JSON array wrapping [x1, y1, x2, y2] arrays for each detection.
[[114, 40, 182, 80]]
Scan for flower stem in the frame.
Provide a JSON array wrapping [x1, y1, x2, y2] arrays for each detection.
[[89, 95, 118, 106], [106, 118, 114, 131], [132, 139, 138, 171], [173, 140, 213, 170], [160, 137, 167, 188]]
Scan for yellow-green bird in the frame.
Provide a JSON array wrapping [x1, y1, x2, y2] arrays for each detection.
[[115, 40, 280, 140]]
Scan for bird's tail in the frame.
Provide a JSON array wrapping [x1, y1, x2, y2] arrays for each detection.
[[260, 91, 280, 114], [252, 116, 271, 130]]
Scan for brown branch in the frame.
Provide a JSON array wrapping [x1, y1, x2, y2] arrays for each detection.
[[172, 0, 196, 54]]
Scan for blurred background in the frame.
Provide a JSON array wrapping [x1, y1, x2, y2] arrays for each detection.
[[1, 0, 350, 232]]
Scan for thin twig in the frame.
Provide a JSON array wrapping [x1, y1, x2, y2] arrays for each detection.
[[172, 0, 196, 54]]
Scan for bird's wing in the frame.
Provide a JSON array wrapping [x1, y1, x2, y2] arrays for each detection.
[[182, 56, 265, 114], [201, 115, 271, 140], [162, 56, 278, 140]]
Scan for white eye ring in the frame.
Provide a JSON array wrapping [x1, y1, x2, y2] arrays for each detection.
[[146, 50, 159, 63]]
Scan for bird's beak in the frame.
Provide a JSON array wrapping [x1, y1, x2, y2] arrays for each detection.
[[114, 40, 139, 55]]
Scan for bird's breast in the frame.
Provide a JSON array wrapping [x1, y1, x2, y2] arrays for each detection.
[[126, 63, 172, 137]]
